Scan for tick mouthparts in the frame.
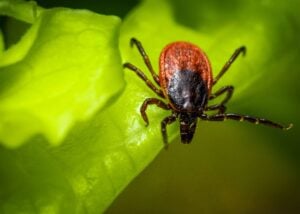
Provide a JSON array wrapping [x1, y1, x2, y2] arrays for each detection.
[[180, 133, 193, 144]]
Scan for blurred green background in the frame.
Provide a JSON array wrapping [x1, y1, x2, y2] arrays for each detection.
[[2, 0, 300, 213]]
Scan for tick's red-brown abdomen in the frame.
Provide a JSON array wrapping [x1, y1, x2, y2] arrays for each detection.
[[159, 42, 213, 99]]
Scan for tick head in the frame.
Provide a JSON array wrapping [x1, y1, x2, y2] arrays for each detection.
[[179, 113, 198, 144]]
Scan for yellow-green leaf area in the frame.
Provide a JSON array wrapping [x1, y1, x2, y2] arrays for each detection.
[[0, 5, 123, 148]]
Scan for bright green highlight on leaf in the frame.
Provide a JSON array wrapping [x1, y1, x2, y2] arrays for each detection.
[[0, 2, 124, 148]]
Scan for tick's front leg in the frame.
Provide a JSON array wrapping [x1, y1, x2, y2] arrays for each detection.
[[124, 63, 164, 98], [130, 38, 160, 85], [140, 98, 170, 126]]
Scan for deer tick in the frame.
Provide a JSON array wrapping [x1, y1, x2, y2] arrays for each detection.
[[124, 38, 292, 149]]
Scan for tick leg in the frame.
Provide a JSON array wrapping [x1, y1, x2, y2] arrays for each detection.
[[124, 62, 164, 98], [213, 46, 246, 85], [206, 86, 234, 113], [130, 38, 160, 85], [205, 105, 227, 114], [161, 113, 177, 149], [140, 98, 170, 126], [199, 113, 293, 130]]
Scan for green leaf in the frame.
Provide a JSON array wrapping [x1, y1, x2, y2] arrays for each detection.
[[0, 2, 124, 148], [0, 0, 43, 24]]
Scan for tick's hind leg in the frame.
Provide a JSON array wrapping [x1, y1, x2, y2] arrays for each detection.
[[206, 86, 234, 114], [199, 113, 293, 130], [124, 63, 164, 98], [130, 38, 160, 85], [161, 113, 177, 149], [140, 98, 170, 126], [213, 46, 246, 85]]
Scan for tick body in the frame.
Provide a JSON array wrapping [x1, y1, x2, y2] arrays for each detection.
[[159, 42, 213, 110], [124, 38, 292, 148], [159, 42, 213, 143]]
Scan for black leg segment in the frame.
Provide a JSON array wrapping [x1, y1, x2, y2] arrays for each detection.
[[213, 46, 246, 85], [205, 105, 227, 114], [124, 62, 164, 98], [130, 38, 160, 85], [200, 113, 293, 130], [140, 98, 170, 126], [206, 85, 234, 113], [161, 114, 177, 149]]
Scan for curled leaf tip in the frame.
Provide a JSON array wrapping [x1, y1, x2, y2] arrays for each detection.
[[0, 0, 44, 23]]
